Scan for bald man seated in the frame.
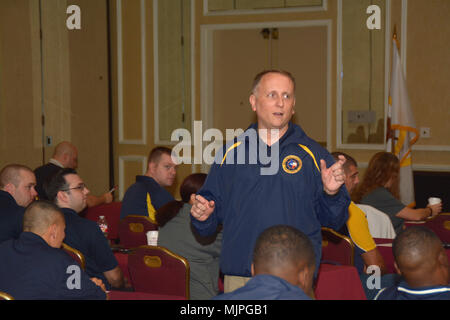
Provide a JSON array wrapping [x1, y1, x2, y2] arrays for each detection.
[[214, 225, 316, 300], [0, 201, 107, 299], [34, 141, 113, 207], [374, 226, 450, 300]]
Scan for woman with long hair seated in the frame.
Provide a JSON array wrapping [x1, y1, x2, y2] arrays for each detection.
[[156, 173, 222, 300], [352, 152, 442, 234]]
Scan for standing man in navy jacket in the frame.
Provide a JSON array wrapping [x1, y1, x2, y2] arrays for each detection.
[[191, 70, 350, 292], [120, 146, 177, 222], [0, 164, 37, 243]]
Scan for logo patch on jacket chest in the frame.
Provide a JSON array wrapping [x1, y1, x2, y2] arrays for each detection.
[[282, 155, 302, 174]]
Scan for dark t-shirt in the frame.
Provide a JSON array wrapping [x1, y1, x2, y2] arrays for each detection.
[[60, 208, 118, 289], [0, 191, 25, 244], [360, 187, 405, 234]]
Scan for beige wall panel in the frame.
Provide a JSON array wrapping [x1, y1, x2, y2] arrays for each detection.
[[41, 0, 72, 149], [277, 26, 327, 143], [0, 0, 42, 169], [212, 29, 264, 133], [67, 0, 110, 196], [341, 0, 386, 144], [121, 0, 143, 141], [212, 25, 327, 144], [407, 0, 450, 147], [111, 1, 185, 200], [123, 159, 145, 195]]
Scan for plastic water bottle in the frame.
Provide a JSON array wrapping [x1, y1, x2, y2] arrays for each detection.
[[97, 215, 109, 239]]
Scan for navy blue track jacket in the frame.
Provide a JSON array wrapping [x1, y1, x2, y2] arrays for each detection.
[[191, 122, 350, 277]]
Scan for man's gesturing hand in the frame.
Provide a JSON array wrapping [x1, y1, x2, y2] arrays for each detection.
[[190, 194, 215, 221], [320, 155, 346, 196]]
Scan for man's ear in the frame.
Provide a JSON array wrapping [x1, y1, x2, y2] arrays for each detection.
[[56, 190, 69, 205], [148, 161, 156, 174], [3, 183, 15, 195], [393, 261, 402, 275], [297, 265, 315, 298], [249, 95, 257, 112], [251, 263, 255, 277]]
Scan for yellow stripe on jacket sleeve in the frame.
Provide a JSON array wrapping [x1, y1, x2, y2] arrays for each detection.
[[146, 193, 157, 224], [220, 141, 242, 166], [298, 144, 320, 172], [347, 202, 377, 252]]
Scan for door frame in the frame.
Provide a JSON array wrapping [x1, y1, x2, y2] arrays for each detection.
[[200, 20, 332, 174]]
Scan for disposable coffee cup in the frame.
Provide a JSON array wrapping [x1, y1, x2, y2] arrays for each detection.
[[428, 197, 442, 206], [146, 231, 158, 246]]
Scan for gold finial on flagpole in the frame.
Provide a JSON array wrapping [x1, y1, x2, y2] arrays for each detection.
[[392, 25, 400, 49]]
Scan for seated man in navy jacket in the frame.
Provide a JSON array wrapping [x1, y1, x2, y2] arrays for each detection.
[[214, 225, 316, 300], [120, 146, 177, 222], [0, 164, 37, 243], [44, 168, 127, 290], [0, 200, 106, 299], [375, 226, 450, 300]]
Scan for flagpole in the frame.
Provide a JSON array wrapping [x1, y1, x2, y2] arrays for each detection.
[[389, 25, 400, 153]]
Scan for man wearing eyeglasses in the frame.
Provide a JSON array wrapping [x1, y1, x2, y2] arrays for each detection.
[[44, 168, 128, 290], [34, 141, 114, 207], [0, 164, 38, 244]]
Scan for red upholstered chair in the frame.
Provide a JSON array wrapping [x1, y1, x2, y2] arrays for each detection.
[[127, 245, 190, 299], [423, 213, 450, 243], [61, 242, 86, 271], [83, 202, 122, 242], [321, 227, 355, 266], [118, 215, 158, 248], [0, 291, 14, 300]]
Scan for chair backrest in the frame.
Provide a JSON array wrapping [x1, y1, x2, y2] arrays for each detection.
[[356, 204, 396, 239], [321, 227, 355, 266], [0, 291, 14, 300], [127, 245, 189, 299], [61, 242, 86, 271], [119, 215, 158, 248], [83, 202, 122, 241]]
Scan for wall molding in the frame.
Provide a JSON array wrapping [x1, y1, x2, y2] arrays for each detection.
[[153, 0, 195, 146], [117, 0, 147, 145], [200, 20, 332, 172], [118, 155, 147, 200], [201, 19, 332, 142], [336, 0, 391, 150], [203, 0, 327, 16]]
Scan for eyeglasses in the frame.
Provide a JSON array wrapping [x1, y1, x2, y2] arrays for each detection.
[[62, 183, 87, 193]]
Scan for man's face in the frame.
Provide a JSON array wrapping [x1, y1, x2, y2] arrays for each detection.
[[345, 164, 359, 194], [249, 72, 296, 135], [61, 174, 90, 213], [11, 170, 37, 207], [150, 153, 177, 187]]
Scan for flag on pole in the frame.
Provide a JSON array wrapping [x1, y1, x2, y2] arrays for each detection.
[[386, 36, 419, 207]]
